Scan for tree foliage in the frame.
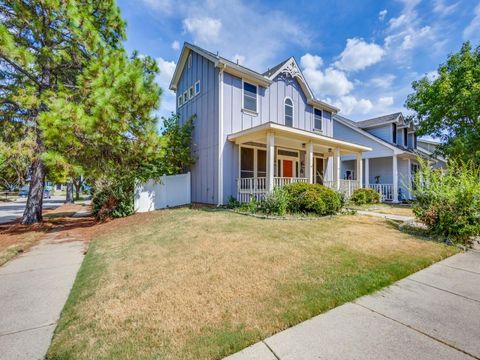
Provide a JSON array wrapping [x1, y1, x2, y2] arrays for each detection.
[[405, 42, 480, 164], [0, 1, 161, 223]]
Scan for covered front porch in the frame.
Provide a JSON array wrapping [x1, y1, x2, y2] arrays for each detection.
[[227, 122, 371, 203]]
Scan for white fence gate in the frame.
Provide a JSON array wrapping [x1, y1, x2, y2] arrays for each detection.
[[134, 173, 191, 213]]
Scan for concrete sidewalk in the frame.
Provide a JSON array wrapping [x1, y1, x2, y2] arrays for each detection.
[[226, 250, 480, 360], [0, 225, 85, 359]]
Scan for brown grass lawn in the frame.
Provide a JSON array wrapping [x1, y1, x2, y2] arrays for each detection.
[[350, 203, 415, 217], [47, 208, 455, 360]]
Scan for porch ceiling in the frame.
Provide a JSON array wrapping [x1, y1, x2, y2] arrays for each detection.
[[227, 122, 372, 155]]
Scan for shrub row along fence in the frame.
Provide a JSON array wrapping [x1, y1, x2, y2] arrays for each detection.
[[134, 173, 191, 213]]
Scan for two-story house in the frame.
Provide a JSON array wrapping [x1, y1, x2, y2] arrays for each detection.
[[170, 43, 371, 205], [333, 113, 446, 202]]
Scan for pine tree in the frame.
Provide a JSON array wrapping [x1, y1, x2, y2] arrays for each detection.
[[0, 1, 161, 223]]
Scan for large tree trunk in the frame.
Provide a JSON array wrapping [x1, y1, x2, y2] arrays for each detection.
[[73, 176, 82, 200], [21, 158, 46, 224], [65, 181, 74, 204]]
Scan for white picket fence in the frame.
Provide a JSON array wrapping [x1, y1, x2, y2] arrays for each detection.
[[134, 173, 191, 213]]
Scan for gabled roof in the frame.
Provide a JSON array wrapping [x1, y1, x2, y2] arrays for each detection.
[[169, 42, 339, 113], [333, 114, 409, 155], [355, 112, 404, 129], [169, 42, 271, 91]]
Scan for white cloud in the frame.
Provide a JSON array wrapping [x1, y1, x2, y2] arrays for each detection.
[[378, 96, 394, 107], [334, 96, 374, 116], [156, 57, 177, 117], [301, 54, 353, 97], [141, 0, 173, 14], [464, 4, 480, 42], [334, 38, 385, 72], [370, 74, 396, 88], [183, 17, 222, 43], [384, 0, 439, 61], [379, 9, 388, 21], [433, 0, 459, 16], [171, 40, 180, 50]]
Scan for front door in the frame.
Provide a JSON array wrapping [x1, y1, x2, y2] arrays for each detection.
[[314, 157, 324, 184], [283, 160, 293, 177]]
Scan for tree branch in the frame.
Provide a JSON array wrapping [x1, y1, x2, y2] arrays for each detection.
[[0, 55, 40, 86]]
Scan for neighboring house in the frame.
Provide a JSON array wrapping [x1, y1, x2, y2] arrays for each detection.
[[416, 139, 447, 169], [333, 113, 446, 202], [170, 42, 371, 205]]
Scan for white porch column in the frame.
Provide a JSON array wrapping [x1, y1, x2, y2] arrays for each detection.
[[356, 152, 363, 188], [306, 142, 314, 184], [364, 158, 370, 187], [393, 154, 399, 203], [333, 148, 341, 190], [266, 132, 275, 192]]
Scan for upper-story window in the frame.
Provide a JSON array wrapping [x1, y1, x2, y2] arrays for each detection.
[[195, 80, 200, 95], [414, 134, 417, 149], [178, 95, 183, 108], [404, 128, 408, 147], [243, 81, 257, 113], [284, 98, 293, 127], [314, 109, 322, 130], [392, 123, 397, 144], [183, 91, 188, 104], [188, 86, 194, 99]]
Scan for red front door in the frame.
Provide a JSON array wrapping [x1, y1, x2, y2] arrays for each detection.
[[283, 160, 293, 177]]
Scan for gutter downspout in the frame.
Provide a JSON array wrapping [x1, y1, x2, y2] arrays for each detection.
[[217, 63, 226, 206]]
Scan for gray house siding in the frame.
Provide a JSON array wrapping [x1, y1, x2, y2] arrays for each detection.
[[368, 125, 393, 143], [177, 51, 219, 204], [333, 121, 393, 160]]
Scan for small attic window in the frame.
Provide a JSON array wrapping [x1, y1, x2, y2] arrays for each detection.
[[188, 54, 192, 68]]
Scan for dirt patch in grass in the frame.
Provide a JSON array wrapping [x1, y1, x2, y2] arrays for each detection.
[[350, 203, 414, 217], [47, 208, 456, 360], [0, 204, 96, 266]]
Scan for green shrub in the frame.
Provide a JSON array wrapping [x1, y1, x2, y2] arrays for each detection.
[[227, 196, 240, 209], [260, 187, 290, 216], [92, 179, 135, 220], [283, 182, 342, 216], [412, 160, 480, 245], [350, 188, 381, 205]]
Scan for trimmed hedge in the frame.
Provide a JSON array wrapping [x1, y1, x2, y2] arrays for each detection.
[[283, 182, 342, 216], [350, 188, 381, 205]]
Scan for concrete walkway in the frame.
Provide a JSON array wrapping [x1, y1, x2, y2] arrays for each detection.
[[226, 250, 480, 360], [0, 219, 85, 359], [355, 210, 414, 222]]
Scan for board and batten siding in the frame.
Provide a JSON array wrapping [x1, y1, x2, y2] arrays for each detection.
[[367, 124, 393, 144], [177, 51, 219, 204], [220, 72, 334, 202]]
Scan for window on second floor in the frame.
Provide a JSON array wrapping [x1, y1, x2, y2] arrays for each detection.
[[414, 134, 418, 149], [392, 123, 397, 144], [314, 109, 322, 130], [178, 95, 183, 108], [243, 82, 257, 113], [285, 98, 293, 127], [195, 80, 200, 95], [188, 86, 194, 99], [183, 91, 188, 104], [404, 128, 408, 147]]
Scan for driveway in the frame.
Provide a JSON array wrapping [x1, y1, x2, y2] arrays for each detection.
[[226, 250, 480, 360], [0, 196, 64, 224]]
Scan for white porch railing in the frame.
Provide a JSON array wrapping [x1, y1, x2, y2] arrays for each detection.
[[324, 180, 361, 199], [237, 177, 267, 203], [237, 178, 361, 203], [274, 177, 308, 188], [367, 184, 393, 202]]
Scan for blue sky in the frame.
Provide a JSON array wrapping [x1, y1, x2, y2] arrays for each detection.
[[117, 0, 480, 121]]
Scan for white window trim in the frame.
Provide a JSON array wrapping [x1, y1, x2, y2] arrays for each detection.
[[188, 86, 194, 99], [284, 96, 294, 127], [242, 79, 258, 115], [313, 107, 323, 131], [178, 95, 183, 108], [194, 80, 200, 95], [183, 91, 188, 104]]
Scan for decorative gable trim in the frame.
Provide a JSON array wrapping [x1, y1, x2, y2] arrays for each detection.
[[266, 57, 339, 113]]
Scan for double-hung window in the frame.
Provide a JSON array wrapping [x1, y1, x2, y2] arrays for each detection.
[[243, 82, 257, 112], [314, 109, 322, 130], [284, 98, 293, 127]]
